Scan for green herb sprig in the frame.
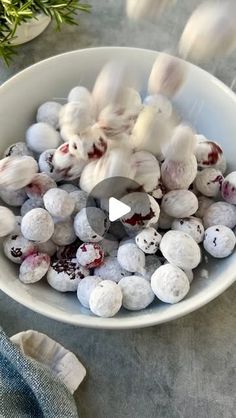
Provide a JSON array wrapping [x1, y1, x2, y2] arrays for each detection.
[[0, 0, 91, 65]]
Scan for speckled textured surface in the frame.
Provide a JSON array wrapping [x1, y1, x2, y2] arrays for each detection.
[[0, 1, 236, 417]]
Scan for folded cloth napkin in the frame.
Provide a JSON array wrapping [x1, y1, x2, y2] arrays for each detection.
[[0, 328, 86, 418]]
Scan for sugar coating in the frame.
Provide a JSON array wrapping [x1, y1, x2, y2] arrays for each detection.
[[137, 255, 162, 281], [99, 234, 119, 256], [76, 243, 104, 268], [143, 94, 173, 119], [21, 198, 44, 216], [0, 206, 16, 237], [26, 123, 60, 153], [194, 139, 223, 168], [179, 1, 236, 62], [74, 207, 109, 242], [135, 227, 162, 254], [38, 149, 63, 181], [221, 172, 236, 205], [53, 143, 86, 180], [26, 173, 57, 199], [77, 275, 102, 308], [43, 188, 75, 219], [158, 210, 174, 230], [21, 208, 54, 243], [89, 280, 123, 317], [148, 53, 187, 98], [3, 142, 34, 158], [160, 230, 201, 270], [132, 151, 161, 193], [121, 192, 160, 231], [19, 253, 50, 284], [195, 196, 214, 219], [0, 188, 27, 207], [203, 225, 236, 258], [59, 184, 79, 193], [94, 256, 128, 282], [171, 217, 205, 244], [36, 239, 57, 257], [52, 219, 76, 246], [59, 102, 94, 136], [97, 103, 135, 138], [36, 101, 62, 129], [161, 190, 198, 218], [47, 258, 89, 292], [0, 156, 38, 191], [203, 202, 236, 229], [117, 243, 145, 274], [3, 234, 36, 264], [151, 264, 190, 304], [195, 168, 223, 197], [119, 276, 154, 311], [70, 190, 95, 214]]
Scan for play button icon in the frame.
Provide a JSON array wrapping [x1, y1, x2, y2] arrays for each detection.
[[108, 197, 131, 222]]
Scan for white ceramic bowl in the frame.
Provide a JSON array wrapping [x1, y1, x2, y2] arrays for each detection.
[[0, 47, 236, 329]]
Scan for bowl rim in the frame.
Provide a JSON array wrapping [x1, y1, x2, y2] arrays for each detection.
[[0, 46, 236, 329]]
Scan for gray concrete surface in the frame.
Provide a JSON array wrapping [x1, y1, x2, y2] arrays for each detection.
[[0, 1, 236, 417]]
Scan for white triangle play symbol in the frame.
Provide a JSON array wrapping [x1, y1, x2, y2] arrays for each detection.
[[109, 197, 131, 222]]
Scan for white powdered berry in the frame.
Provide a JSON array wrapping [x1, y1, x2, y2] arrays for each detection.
[[53, 142, 86, 180], [131, 151, 161, 193], [143, 94, 173, 119], [20, 198, 44, 217], [3, 234, 36, 264], [203, 202, 236, 229], [119, 276, 154, 311], [43, 188, 75, 219], [117, 243, 145, 274], [179, 1, 236, 62], [19, 253, 50, 284], [161, 125, 198, 190], [89, 280, 122, 318], [221, 172, 236, 205], [59, 102, 94, 137], [36, 239, 57, 257], [0, 188, 27, 207], [160, 230, 201, 270], [36, 101, 62, 129], [203, 225, 236, 258], [77, 276, 102, 308], [148, 53, 187, 98], [47, 258, 89, 292], [26, 123, 60, 153], [171, 217, 204, 244], [76, 243, 104, 269], [194, 138, 224, 168], [3, 142, 34, 158], [94, 256, 128, 282], [151, 264, 190, 303], [68, 86, 94, 110], [161, 190, 198, 218], [0, 206, 16, 237], [26, 173, 57, 199], [135, 227, 162, 254], [38, 149, 63, 181], [0, 156, 38, 190], [195, 168, 223, 197], [52, 219, 76, 246], [195, 195, 214, 218], [121, 192, 160, 232], [21, 208, 54, 243], [74, 207, 109, 242]]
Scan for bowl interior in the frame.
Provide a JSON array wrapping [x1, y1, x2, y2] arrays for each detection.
[[0, 47, 236, 329]]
